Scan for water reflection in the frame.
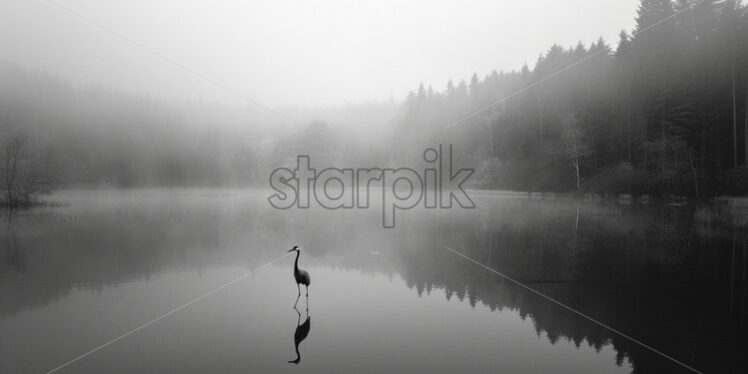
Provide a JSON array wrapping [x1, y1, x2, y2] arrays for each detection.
[[394, 199, 748, 373], [4, 217, 23, 272], [288, 305, 311, 364], [0, 190, 746, 373]]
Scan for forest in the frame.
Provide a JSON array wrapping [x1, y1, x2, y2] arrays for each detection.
[[2, 0, 748, 202], [397, 0, 748, 198]]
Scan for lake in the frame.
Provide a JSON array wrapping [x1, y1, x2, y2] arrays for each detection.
[[1, 189, 746, 373]]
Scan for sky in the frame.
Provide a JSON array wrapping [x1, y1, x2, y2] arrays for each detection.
[[0, 0, 638, 107]]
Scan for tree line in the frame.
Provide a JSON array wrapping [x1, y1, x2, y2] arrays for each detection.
[[0, 62, 398, 206], [397, 0, 748, 198], [3, 0, 748, 204]]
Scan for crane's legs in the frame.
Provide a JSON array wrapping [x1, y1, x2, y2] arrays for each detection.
[[294, 283, 301, 308]]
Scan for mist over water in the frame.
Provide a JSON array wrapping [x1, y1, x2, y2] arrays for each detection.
[[2, 1, 748, 373], [1, 190, 746, 373]]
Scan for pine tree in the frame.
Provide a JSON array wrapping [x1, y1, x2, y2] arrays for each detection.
[[635, 0, 675, 33]]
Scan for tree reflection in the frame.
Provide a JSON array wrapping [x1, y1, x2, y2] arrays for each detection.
[[1, 194, 746, 373], [392, 200, 747, 373]]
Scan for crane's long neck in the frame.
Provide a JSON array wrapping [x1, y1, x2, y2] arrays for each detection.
[[293, 250, 300, 272]]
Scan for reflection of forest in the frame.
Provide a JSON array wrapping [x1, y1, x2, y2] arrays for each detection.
[[393, 200, 748, 374], [2, 195, 746, 373]]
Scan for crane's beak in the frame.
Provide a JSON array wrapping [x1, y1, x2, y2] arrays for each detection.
[[287, 248, 295, 253]]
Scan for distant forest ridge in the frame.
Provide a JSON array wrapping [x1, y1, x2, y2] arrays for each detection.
[[0, 63, 398, 187]]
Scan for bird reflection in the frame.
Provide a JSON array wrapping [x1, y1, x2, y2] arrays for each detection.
[[288, 305, 310, 364]]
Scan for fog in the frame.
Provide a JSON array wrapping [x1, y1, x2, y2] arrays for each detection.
[[1, 0, 636, 106], [1, 0, 747, 198], [3, 2, 748, 373]]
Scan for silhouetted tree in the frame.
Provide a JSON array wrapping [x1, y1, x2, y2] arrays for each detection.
[[0, 135, 56, 207]]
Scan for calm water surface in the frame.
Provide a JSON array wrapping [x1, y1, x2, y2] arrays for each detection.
[[1, 189, 746, 373]]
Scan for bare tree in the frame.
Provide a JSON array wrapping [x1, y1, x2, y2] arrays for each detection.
[[559, 114, 589, 193], [0, 135, 56, 207]]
